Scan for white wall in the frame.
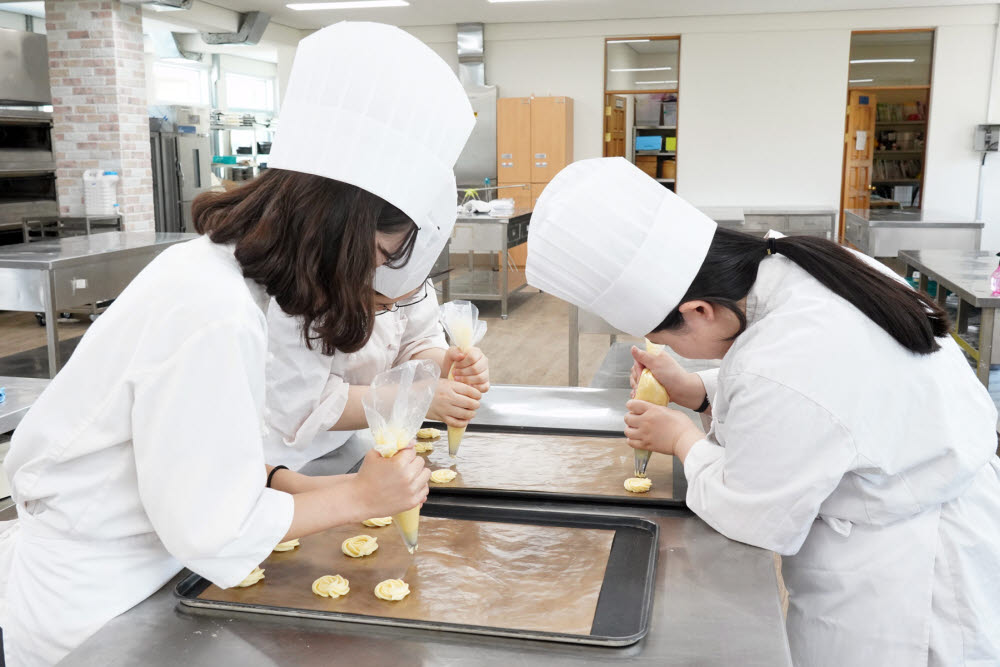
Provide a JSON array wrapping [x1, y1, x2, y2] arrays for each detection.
[[679, 29, 850, 206], [978, 19, 1000, 249], [410, 6, 998, 229]]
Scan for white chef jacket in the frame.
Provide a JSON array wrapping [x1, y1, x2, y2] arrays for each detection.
[[685, 254, 1000, 666], [263, 281, 447, 470], [0, 236, 294, 666]]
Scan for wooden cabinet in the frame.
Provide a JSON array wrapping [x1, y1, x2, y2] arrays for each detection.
[[497, 97, 532, 185], [530, 182, 546, 208], [529, 96, 573, 183], [502, 183, 531, 210]]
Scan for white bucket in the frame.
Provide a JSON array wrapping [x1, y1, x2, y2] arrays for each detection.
[[82, 170, 119, 216]]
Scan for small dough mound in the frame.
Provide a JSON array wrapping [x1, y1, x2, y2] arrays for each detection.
[[312, 574, 350, 598], [416, 427, 441, 440], [374, 578, 411, 601], [362, 517, 393, 528], [237, 567, 265, 587], [273, 539, 300, 552], [624, 477, 653, 493], [430, 469, 457, 484], [342, 534, 379, 558], [414, 440, 434, 454]]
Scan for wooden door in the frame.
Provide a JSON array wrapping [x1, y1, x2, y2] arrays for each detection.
[[530, 182, 546, 208], [503, 184, 531, 210], [603, 94, 626, 157], [497, 97, 532, 185], [530, 96, 573, 183], [840, 90, 876, 236]]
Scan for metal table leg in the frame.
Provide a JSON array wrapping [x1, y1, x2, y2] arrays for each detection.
[[42, 271, 61, 378], [501, 228, 509, 320], [978, 307, 995, 387], [569, 304, 580, 386]]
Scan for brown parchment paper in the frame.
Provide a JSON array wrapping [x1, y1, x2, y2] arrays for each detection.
[[199, 516, 615, 636], [422, 432, 676, 501]]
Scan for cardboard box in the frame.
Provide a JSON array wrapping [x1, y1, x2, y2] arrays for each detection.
[[659, 160, 676, 179], [635, 156, 658, 178]]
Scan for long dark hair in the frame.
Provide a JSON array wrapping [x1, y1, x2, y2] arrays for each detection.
[[193, 168, 418, 355], [655, 228, 949, 355]]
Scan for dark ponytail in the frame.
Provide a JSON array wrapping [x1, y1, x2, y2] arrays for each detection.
[[654, 228, 949, 355]]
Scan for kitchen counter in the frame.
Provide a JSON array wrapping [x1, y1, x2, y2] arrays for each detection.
[[844, 209, 983, 257], [58, 385, 792, 667], [0, 376, 49, 434]]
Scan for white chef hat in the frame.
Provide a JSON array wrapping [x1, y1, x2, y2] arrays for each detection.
[[267, 21, 474, 298], [526, 157, 717, 337]]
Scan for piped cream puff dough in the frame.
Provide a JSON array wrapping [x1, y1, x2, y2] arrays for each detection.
[[237, 567, 265, 587], [341, 534, 379, 558], [430, 469, 457, 484], [374, 579, 410, 601], [416, 428, 441, 440], [362, 517, 393, 527], [413, 440, 434, 454], [624, 477, 652, 493], [273, 539, 300, 552], [312, 574, 350, 599]]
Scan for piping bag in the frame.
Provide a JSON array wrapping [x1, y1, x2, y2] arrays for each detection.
[[439, 300, 488, 457], [632, 339, 669, 478], [362, 359, 440, 554]]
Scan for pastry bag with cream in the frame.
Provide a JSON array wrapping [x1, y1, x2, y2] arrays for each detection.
[[633, 339, 669, 477], [439, 300, 488, 457], [362, 359, 439, 554]]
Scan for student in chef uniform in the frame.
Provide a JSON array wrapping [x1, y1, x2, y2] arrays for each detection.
[[526, 158, 1000, 667], [263, 277, 490, 471], [0, 22, 474, 667]]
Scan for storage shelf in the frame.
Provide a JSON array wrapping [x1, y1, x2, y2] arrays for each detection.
[[874, 120, 926, 126], [872, 179, 921, 185], [655, 178, 676, 183], [875, 150, 923, 156], [636, 151, 676, 156], [635, 125, 677, 130]]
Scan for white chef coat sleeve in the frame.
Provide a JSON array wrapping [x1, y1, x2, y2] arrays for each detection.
[[395, 282, 448, 364], [696, 368, 720, 404], [131, 318, 294, 589], [684, 372, 858, 556], [264, 300, 349, 450]]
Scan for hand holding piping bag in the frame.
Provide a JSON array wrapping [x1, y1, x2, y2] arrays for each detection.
[[362, 359, 439, 554], [629, 339, 670, 478], [439, 300, 488, 457]]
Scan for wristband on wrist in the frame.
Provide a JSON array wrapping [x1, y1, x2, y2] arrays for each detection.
[[266, 465, 288, 489], [693, 394, 711, 414]]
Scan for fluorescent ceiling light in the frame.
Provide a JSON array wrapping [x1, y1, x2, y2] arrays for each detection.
[[635, 80, 677, 85], [849, 78, 874, 83], [287, 0, 408, 9], [849, 58, 915, 64], [610, 66, 672, 72], [608, 39, 650, 44]]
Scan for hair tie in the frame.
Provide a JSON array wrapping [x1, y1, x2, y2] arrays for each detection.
[[766, 237, 778, 256]]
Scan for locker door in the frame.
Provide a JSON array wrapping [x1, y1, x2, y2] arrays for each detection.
[[497, 97, 532, 185], [530, 96, 573, 183]]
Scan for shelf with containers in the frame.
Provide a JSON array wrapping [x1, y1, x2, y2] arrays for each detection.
[[871, 93, 928, 209], [210, 112, 275, 182], [632, 94, 678, 191]]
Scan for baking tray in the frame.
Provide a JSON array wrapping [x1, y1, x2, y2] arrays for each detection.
[[353, 430, 684, 508], [176, 503, 657, 646]]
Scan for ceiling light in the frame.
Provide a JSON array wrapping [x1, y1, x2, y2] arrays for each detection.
[[849, 78, 874, 83], [610, 66, 672, 72], [287, 0, 408, 9], [635, 80, 677, 85], [608, 39, 650, 44], [849, 58, 915, 64]]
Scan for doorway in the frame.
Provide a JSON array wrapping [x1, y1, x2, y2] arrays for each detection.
[[839, 29, 934, 237]]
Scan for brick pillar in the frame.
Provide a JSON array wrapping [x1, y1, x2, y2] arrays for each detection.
[[45, 0, 154, 231]]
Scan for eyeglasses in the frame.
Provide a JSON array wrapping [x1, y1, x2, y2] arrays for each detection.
[[375, 282, 430, 316]]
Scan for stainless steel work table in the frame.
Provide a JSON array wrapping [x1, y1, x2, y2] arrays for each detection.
[[0, 231, 196, 376], [448, 209, 531, 319], [845, 209, 983, 258], [900, 250, 1000, 386], [58, 386, 791, 666], [0, 376, 49, 434]]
